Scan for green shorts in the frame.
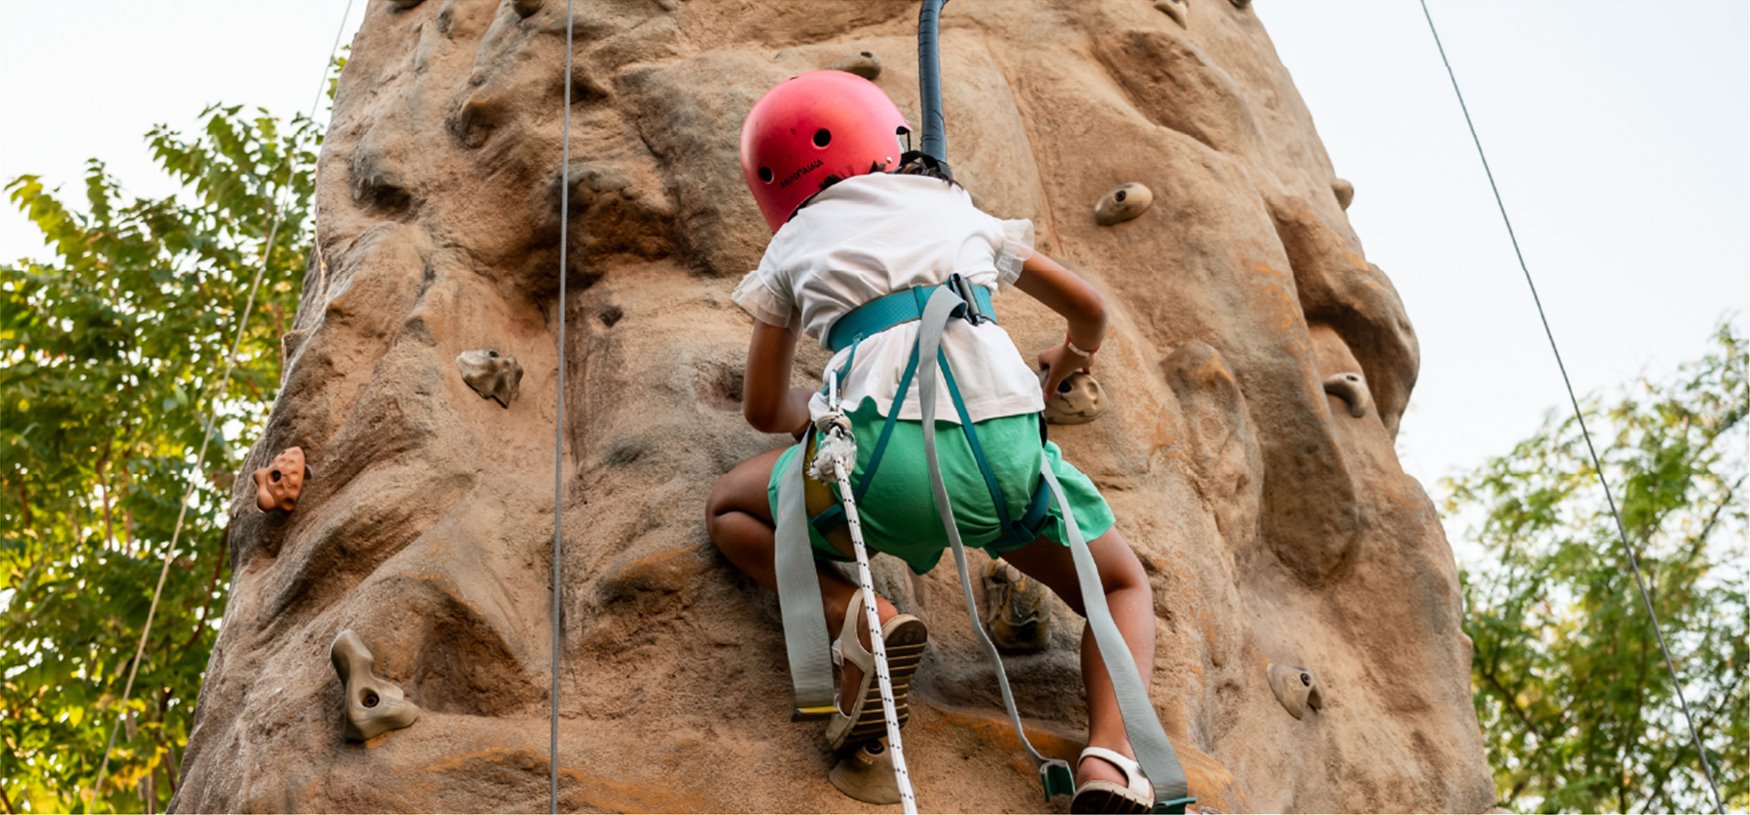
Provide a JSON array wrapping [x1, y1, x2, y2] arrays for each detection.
[[767, 401, 1116, 575]]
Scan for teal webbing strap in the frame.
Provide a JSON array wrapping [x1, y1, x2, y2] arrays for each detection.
[[1038, 463, 1192, 811], [827, 281, 996, 353], [809, 342, 921, 535], [774, 440, 837, 718], [937, 346, 1012, 532]]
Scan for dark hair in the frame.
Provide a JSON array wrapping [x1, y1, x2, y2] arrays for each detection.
[[792, 153, 960, 219]]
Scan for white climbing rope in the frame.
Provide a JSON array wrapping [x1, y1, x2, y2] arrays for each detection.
[[815, 376, 918, 814], [90, 0, 359, 803], [1418, 2, 1725, 812], [552, 0, 576, 811]]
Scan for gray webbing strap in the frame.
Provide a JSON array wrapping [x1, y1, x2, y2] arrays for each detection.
[[1038, 464, 1190, 805], [912, 289, 1064, 782], [775, 441, 837, 717], [917, 285, 1188, 807]]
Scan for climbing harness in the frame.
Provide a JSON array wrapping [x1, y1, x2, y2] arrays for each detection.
[[813, 374, 919, 813], [1419, 3, 1724, 811], [89, 0, 361, 801], [552, 0, 576, 811], [773, 279, 1194, 813]]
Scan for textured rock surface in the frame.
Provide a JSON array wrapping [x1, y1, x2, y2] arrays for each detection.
[[173, 0, 1492, 811]]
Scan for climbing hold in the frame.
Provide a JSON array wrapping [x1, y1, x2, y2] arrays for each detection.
[[1267, 663, 1324, 720], [330, 630, 421, 742], [1095, 182, 1154, 226], [456, 348, 523, 408], [829, 50, 882, 81], [1332, 178, 1355, 210], [1322, 372, 1371, 418], [253, 447, 311, 513], [1152, 0, 1187, 28], [1043, 370, 1109, 425], [828, 740, 902, 805], [1229, 0, 1252, 7], [982, 559, 1052, 652], [511, 0, 542, 18]]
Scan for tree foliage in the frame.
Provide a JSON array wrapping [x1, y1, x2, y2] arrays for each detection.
[[0, 105, 318, 813], [1447, 321, 1748, 813]]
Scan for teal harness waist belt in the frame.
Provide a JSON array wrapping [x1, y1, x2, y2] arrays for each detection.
[[827, 276, 995, 354]]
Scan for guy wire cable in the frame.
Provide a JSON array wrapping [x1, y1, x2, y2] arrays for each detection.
[[1417, 2, 1725, 811], [552, 0, 576, 811], [90, 0, 360, 803]]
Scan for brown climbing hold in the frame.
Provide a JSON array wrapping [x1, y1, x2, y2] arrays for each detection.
[[1153, 0, 1187, 28], [1267, 663, 1324, 720], [330, 630, 420, 742], [511, 0, 542, 18], [1095, 182, 1153, 226], [982, 559, 1052, 652], [456, 349, 523, 408], [829, 50, 882, 81], [1322, 372, 1372, 418], [1043, 370, 1109, 425], [828, 740, 902, 805], [1332, 177, 1355, 210], [253, 447, 310, 513]]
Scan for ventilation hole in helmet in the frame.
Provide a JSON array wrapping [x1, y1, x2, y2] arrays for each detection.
[[758, 167, 774, 183], [813, 128, 832, 148]]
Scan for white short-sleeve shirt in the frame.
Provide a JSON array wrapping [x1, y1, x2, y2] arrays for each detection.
[[731, 172, 1046, 424]]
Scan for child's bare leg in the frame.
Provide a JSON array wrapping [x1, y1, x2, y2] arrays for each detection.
[[998, 527, 1155, 790], [705, 448, 900, 714]]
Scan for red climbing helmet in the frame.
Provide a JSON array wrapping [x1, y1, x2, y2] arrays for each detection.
[[740, 71, 911, 232]]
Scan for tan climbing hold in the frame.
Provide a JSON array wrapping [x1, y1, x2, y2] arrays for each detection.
[[982, 559, 1052, 652], [1153, 0, 1187, 28], [456, 348, 523, 408], [330, 630, 420, 742], [1043, 370, 1109, 425], [828, 740, 901, 805], [1095, 182, 1153, 226], [1267, 663, 1324, 720], [253, 447, 310, 513], [828, 50, 881, 81], [1322, 372, 1371, 418], [1332, 177, 1355, 210], [511, 0, 542, 18]]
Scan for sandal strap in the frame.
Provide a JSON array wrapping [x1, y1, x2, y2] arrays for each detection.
[[1079, 746, 1154, 801], [838, 589, 876, 672]]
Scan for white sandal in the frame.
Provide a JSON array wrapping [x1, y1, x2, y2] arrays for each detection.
[[1071, 746, 1155, 814], [824, 589, 929, 752]]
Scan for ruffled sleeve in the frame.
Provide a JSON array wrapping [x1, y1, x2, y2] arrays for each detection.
[[731, 267, 797, 330], [993, 217, 1036, 290]]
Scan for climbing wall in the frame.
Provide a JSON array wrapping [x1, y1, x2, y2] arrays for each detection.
[[172, 0, 1495, 811]]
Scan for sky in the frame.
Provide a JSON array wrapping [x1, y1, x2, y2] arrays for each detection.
[[2, 1, 1746, 550]]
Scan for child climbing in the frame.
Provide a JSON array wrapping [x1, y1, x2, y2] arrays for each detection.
[[704, 70, 1176, 814]]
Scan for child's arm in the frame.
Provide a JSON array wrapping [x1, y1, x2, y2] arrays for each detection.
[[743, 320, 814, 438], [1013, 251, 1108, 400]]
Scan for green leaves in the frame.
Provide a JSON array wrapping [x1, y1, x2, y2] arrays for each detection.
[[1447, 320, 1748, 813], [1, 104, 316, 813]]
